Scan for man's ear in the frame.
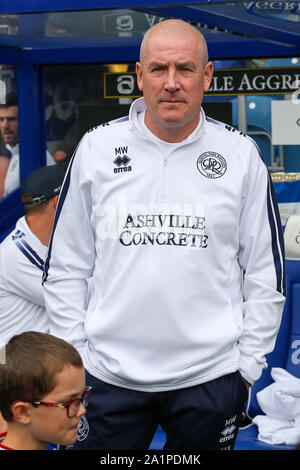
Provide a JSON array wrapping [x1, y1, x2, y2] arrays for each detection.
[[136, 62, 143, 92], [10, 402, 31, 424], [203, 61, 214, 93], [52, 194, 59, 210]]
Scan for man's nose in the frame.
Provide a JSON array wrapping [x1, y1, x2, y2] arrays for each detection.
[[165, 68, 180, 92]]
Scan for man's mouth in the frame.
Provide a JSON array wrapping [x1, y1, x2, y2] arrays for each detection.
[[160, 99, 185, 104], [2, 134, 12, 142]]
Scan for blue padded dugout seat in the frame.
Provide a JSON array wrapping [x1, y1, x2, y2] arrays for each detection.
[[231, 95, 282, 135], [231, 95, 283, 167], [235, 215, 300, 450]]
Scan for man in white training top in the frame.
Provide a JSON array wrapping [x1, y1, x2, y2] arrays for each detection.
[[43, 19, 286, 450]]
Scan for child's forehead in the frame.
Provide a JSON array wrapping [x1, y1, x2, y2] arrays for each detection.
[[45, 365, 85, 400]]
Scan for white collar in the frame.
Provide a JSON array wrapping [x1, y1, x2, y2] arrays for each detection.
[[6, 142, 19, 155], [129, 97, 205, 145]]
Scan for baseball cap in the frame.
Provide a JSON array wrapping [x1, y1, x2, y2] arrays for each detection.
[[22, 165, 65, 207]]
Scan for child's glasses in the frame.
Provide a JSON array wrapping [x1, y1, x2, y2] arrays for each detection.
[[32, 386, 92, 418]]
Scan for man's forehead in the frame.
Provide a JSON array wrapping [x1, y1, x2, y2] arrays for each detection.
[[143, 38, 203, 64], [0, 106, 18, 116], [146, 52, 201, 69], [148, 58, 197, 65]]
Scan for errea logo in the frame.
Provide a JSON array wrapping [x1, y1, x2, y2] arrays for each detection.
[[12, 230, 25, 240], [219, 415, 237, 444], [114, 146, 132, 174]]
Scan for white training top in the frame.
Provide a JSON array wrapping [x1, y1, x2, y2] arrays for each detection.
[[4, 143, 55, 196], [43, 97, 286, 391], [0, 216, 49, 344], [4, 143, 19, 196]]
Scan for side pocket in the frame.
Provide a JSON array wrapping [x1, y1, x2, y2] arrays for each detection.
[[237, 370, 250, 401]]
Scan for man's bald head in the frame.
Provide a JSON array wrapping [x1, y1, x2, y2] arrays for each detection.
[[139, 19, 209, 68]]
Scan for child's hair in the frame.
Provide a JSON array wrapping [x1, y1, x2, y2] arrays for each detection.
[[0, 331, 83, 422]]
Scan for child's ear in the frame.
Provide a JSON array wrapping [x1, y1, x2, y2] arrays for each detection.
[[10, 402, 31, 424]]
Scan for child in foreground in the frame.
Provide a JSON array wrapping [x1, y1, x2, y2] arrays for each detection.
[[0, 331, 91, 450]]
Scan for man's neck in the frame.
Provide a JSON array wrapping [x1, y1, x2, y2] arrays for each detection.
[[144, 111, 200, 143], [6, 141, 19, 151], [25, 214, 50, 247]]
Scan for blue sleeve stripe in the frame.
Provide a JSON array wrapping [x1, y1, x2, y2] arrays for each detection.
[[15, 241, 44, 271], [251, 139, 286, 297], [267, 174, 286, 297], [43, 149, 76, 283], [21, 240, 45, 266], [267, 167, 286, 296]]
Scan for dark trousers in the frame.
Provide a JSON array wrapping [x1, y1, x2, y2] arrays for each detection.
[[73, 370, 248, 450]]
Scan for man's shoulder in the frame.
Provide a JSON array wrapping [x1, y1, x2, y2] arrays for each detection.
[[85, 115, 130, 137], [2, 217, 27, 240], [0, 218, 40, 265], [205, 115, 246, 138], [204, 115, 256, 150], [0, 232, 21, 278], [1, 224, 25, 258]]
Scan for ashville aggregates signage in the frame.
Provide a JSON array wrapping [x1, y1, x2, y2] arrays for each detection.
[[104, 67, 300, 98]]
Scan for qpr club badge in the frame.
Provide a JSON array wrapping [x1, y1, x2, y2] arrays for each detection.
[[76, 415, 89, 441], [197, 151, 227, 179]]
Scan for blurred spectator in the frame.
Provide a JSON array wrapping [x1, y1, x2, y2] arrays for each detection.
[[52, 103, 80, 171], [0, 133, 10, 198], [0, 92, 55, 198]]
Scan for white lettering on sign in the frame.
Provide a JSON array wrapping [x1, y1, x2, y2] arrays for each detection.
[[291, 339, 300, 365], [117, 75, 135, 95]]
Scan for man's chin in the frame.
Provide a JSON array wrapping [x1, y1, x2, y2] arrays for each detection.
[[4, 138, 16, 146], [160, 115, 186, 126]]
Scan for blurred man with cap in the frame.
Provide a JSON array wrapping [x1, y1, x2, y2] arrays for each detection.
[[0, 164, 65, 346]]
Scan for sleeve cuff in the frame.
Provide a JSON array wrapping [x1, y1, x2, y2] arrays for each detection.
[[239, 353, 267, 385]]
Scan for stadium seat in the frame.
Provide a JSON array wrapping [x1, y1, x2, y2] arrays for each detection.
[[235, 215, 300, 450], [284, 146, 300, 173], [231, 95, 283, 167], [232, 95, 283, 135]]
